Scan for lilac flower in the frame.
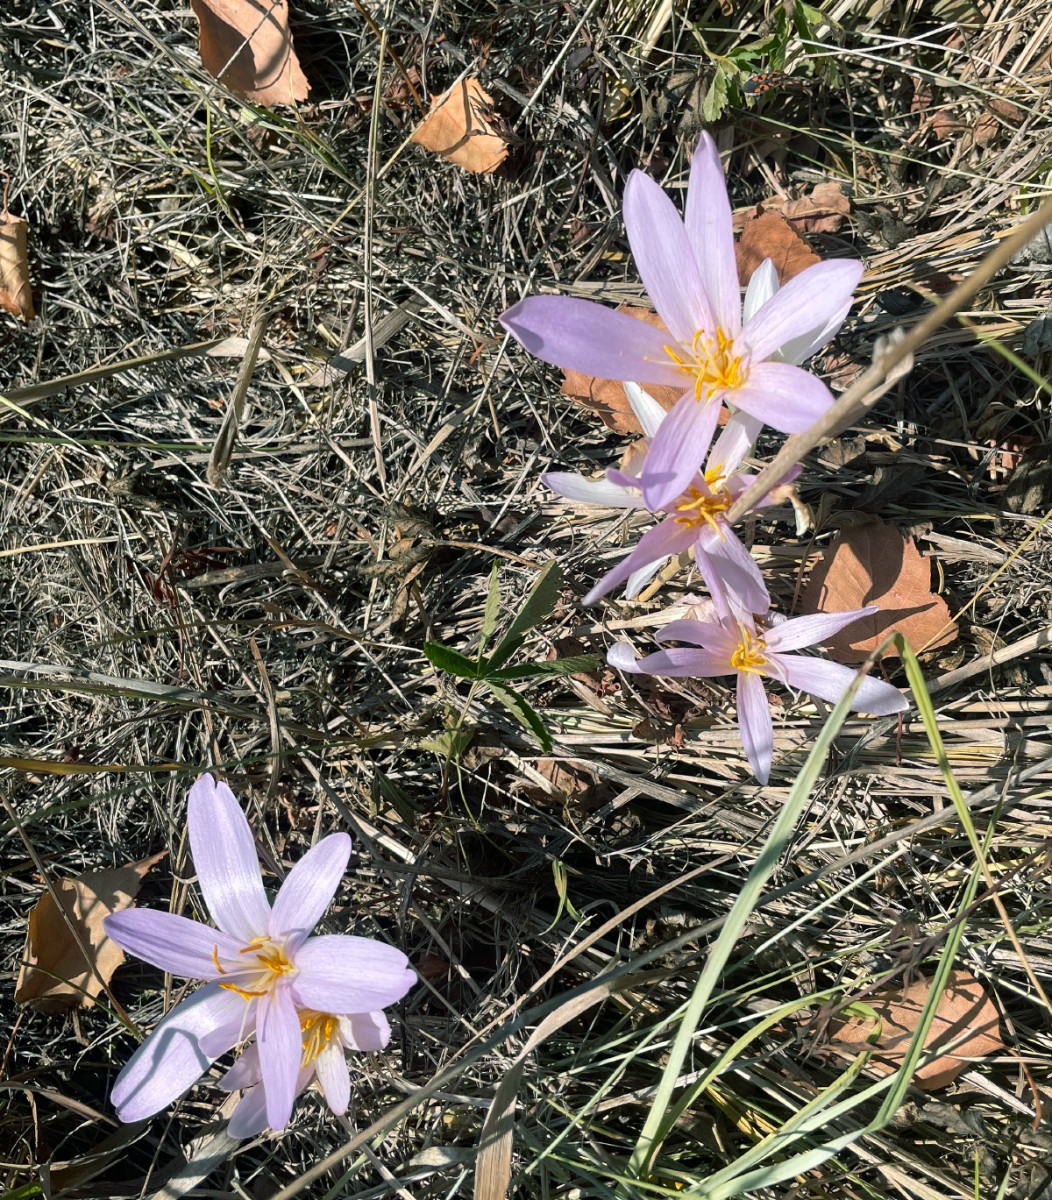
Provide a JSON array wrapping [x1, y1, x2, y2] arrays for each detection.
[[218, 1009, 391, 1138], [501, 133, 862, 509], [103, 775, 416, 1132], [543, 383, 795, 617], [609, 607, 907, 784]]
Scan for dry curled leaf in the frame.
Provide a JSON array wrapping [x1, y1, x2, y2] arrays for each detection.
[[0, 208, 34, 321], [826, 970, 1003, 1090], [15, 852, 166, 1011], [190, 0, 309, 107], [560, 306, 684, 434], [411, 78, 508, 174], [781, 182, 851, 235], [736, 209, 820, 285], [734, 183, 851, 238], [800, 517, 958, 662]]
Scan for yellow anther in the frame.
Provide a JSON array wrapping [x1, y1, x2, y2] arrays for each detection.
[[299, 1009, 340, 1067], [218, 980, 269, 999], [665, 327, 745, 401], [730, 629, 767, 675], [672, 465, 731, 535], [214, 936, 296, 1004]]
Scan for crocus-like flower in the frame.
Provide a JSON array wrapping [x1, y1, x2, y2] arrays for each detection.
[[218, 1008, 391, 1138], [609, 606, 907, 784], [543, 383, 792, 616], [501, 134, 862, 510], [104, 775, 416, 1132]]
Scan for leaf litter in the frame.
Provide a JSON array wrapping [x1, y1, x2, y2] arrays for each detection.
[[826, 969, 1004, 1090], [4, 1, 1052, 1194], [190, 0, 309, 107], [15, 852, 166, 1011], [800, 517, 958, 661], [411, 78, 509, 174]]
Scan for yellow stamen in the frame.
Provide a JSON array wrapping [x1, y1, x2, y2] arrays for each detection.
[[672, 465, 731, 535], [731, 628, 767, 675], [665, 327, 745, 401], [213, 936, 296, 1002], [299, 1009, 340, 1068]]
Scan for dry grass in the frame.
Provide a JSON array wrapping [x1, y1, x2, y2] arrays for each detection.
[[2, 0, 1052, 1196]]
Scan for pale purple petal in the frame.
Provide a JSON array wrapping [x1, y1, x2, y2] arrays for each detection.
[[776, 298, 854, 365], [292, 935, 417, 1013], [218, 1044, 262, 1092], [340, 1010, 391, 1052], [731, 362, 835, 433], [269, 832, 350, 950], [500, 296, 685, 386], [110, 984, 246, 1122], [709, 412, 762, 474], [257, 987, 301, 1131], [227, 1087, 270, 1139], [607, 642, 643, 673], [607, 467, 644, 489], [621, 646, 733, 678], [227, 1064, 313, 1138], [742, 258, 779, 324], [741, 259, 863, 362], [625, 557, 667, 599], [696, 528, 770, 618], [624, 168, 714, 342], [624, 381, 668, 438], [542, 472, 640, 508], [188, 774, 270, 942], [582, 517, 696, 606], [104, 909, 239, 980], [737, 671, 773, 784], [775, 654, 908, 715], [654, 618, 736, 653], [701, 565, 736, 623], [765, 607, 878, 653], [684, 134, 740, 335], [314, 1041, 351, 1115], [640, 392, 723, 510], [200, 1011, 256, 1059]]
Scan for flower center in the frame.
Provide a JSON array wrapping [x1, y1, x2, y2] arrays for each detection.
[[664, 328, 746, 401], [213, 935, 296, 1001], [299, 1009, 340, 1068], [672, 466, 731, 533], [730, 628, 767, 675]]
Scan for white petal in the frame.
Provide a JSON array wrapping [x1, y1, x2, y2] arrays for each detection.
[[742, 258, 779, 325], [542, 471, 639, 508], [624, 381, 668, 439]]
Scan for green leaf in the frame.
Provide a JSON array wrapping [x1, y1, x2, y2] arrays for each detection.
[[485, 681, 553, 752], [420, 722, 475, 759], [702, 64, 731, 123], [371, 770, 418, 823], [424, 642, 479, 679], [487, 560, 563, 670], [489, 654, 599, 682], [478, 561, 502, 661]]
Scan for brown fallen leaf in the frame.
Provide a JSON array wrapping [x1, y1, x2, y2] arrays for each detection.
[[736, 208, 820, 285], [826, 969, 1003, 1090], [15, 852, 166, 1011], [0, 206, 34, 321], [733, 183, 851, 238], [411, 78, 508, 174], [799, 517, 958, 662], [522, 757, 600, 810], [781, 182, 851, 235], [190, 0, 309, 108], [560, 307, 685, 434]]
